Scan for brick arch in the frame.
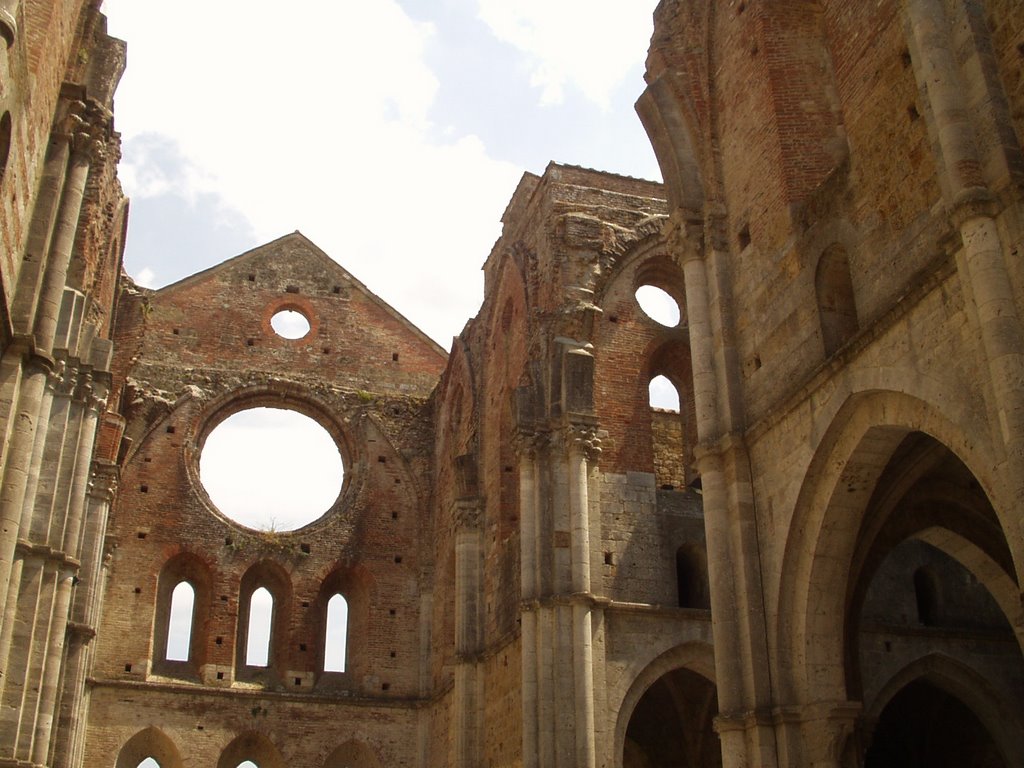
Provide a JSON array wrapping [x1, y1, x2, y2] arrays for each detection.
[[776, 388, 1013, 705], [323, 739, 383, 768], [151, 551, 214, 677], [646, 336, 698, 485], [216, 731, 285, 768], [483, 255, 528, 543], [594, 242, 695, 479], [612, 642, 717, 768], [115, 727, 184, 768], [235, 559, 293, 684], [865, 653, 1024, 766], [436, 338, 478, 489]]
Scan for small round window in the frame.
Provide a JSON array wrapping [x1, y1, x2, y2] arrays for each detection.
[[270, 309, 310, 339], [199, 407, 343, 531], [635, 285, 681, 327]]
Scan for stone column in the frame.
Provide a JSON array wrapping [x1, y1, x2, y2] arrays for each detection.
[[0, 100, 97, 652], [51, 464, 116, 768], [453, 499, 483, 768], [517, 432, 541, 768], [31, 371, 107, 765], [677, 214, 779, 768], [566, 423, 600, 768], [905, 0, 1024, 574]]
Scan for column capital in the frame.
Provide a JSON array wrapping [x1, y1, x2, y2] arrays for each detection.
[[513, 429, 550, 460], [560, 423, 602, 461], [665, 206, 706, 264], [452, 499, 482, 531], [798, 700, 862, 768]]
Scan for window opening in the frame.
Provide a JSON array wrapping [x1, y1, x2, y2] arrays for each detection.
[[137, 760, 160, 768], [0, 112, 11, 182], [324, 593, 349, 672], [237, 763, 259, 768], [676, 547, 709, 609], [165, 581, 195, 661], [200, 407, 343, 531], [270, 309, 310, 339], [649, 375, 680, 411], [245, 587, 274, 667], [913, 567, 940, 626], [635, 285, 681, 326], [816, 245, 858, 355]]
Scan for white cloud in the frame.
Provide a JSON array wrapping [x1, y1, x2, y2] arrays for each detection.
[[474, 0, 653, 108], [134, 266, 156, 287], [103, 0, 522, 345]]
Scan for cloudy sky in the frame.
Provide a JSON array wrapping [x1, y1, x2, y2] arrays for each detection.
[[101, 2, 669, 534], [102, 0, 662, 348]]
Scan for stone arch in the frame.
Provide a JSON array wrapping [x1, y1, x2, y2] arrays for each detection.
[[612, 642, 716, 768], [614, 643, 720, 768], [216, 731, 285, 768], [152, 551, 213, 677], [115, 727, 184, 768], [636, 71, 706, 213], [865, 654, 1024, 766], [776, 388, 1015, 704], [323, 739, 383, 768], [235, 559, 293, 683]]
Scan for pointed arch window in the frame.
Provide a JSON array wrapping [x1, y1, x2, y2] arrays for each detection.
[[648, 374, 680, 411], [815, 244, 858, 356], [324, 594, 349, 672], [245, 587, 274, 667], [165, 581, 195, 662], [137, 760, 160, 768], [153, 554, 211, 677]]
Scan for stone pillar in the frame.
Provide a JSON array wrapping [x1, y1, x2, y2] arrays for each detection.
[[51, 464, 116, 768], [517, 432, 540, 768], [566, 423, 599, 768], [0, 100, 97, 653], [453, 499, 482, 768], [905, 0, 1024, 575], [677, 215, 779, 768], [31, 370, 107, 765]]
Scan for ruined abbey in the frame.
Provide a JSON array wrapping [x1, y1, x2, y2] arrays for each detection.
[[1, 0, 1023, 766]]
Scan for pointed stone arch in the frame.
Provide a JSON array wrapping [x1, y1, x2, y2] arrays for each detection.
[[323, 739, 383, 768], [115, 727, 184, 768], [216, 731, 285, 768], [777, 389, 1021, 706], [865, 654, 1024, 767], [612, 643, 719, 768]]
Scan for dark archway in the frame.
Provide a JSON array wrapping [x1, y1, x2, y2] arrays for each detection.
[[865, 679, 1005, 767], [623, 668, 719, 768]]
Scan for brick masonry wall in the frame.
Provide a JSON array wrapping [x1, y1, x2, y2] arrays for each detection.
[[92, 233, 448, 765]]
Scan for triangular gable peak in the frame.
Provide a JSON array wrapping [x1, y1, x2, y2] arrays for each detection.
[[133, 232, 447, 399]]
